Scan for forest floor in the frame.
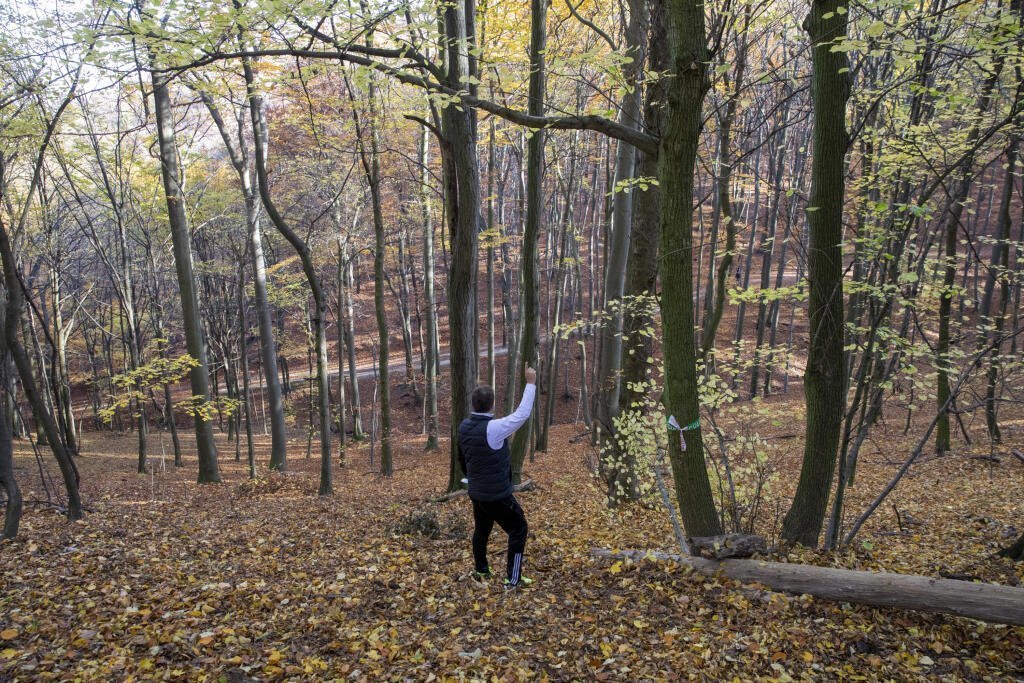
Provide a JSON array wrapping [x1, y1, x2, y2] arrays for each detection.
[[2, 407, 1024, 681]]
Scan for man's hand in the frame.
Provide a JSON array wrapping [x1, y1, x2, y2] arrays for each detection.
[[524, 365, 537, 385]]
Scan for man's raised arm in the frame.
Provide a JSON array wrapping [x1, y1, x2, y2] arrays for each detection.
[[486, 366, 537, 449]]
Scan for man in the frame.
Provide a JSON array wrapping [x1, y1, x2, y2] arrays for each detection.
[[457, 366, 537, 589]]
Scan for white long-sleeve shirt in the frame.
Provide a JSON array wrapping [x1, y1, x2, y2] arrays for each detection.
[[470, 383, 536, 450]]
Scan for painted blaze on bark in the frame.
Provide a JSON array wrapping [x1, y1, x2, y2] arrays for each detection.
[[781, 0, 850, 546]]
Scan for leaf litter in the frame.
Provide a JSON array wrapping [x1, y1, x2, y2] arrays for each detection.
[[1, 420, 1023, 681]]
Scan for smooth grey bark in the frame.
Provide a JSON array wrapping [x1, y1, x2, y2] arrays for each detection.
[[486, 117, 497, 389], [348, 66, 393, 477], [198, 90, 289, 471], [344, 251, 364, 440], [236, 261, 256, 478], [418, 125, 439, 451], [241, 48, 332, 495], [149, 55, 220, 483], [48, 266, 78, 456], [334, 228, 348, 461], [593, 548, 1024, 626]]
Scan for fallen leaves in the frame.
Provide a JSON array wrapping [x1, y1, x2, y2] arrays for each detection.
[[1, 422, 1023, 680]]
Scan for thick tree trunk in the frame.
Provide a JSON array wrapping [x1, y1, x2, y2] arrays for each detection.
[[659, 0, 722, 537], [509, 0, 547, 483], [443, 0, 482, 492], [149, 56, 220, 483], [780, 0, 850, 546], [592, 549, 1024, 626]]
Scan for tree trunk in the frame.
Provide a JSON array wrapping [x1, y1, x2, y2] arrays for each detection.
[[659, 0, 722, 537], [509, 0, 546, 483], [698, 15, 749, 361], [242, 46, 332, 495], [419, 126, 440, 451], [367, 118, 394, 477], [779, 0, 850, 546], [247, 192, 288, 470], [443, 0, 482, 492], [611, 0, 668, 505], [982, 137, 1018, 441], [0, 195, 82, 519], [0, 335, 21, 540], [335, 231, 348, 462], [343, 252, 364, 441], [935, 58, 1004, 452], [149, 54, 220, 483], [237, 262, 257, 479], [593, 1, 643, 450]]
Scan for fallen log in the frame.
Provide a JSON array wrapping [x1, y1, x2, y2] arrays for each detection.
[[689, 534, 767, 559], [591, 548, 1024, 626], [431, 479, 536, 503]]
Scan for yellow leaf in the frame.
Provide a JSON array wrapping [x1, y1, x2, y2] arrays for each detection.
[[0, 629, 17, 640], [608, 561, 623, 575], [1, 648, 17, 659], [802, 651, 814, 663]]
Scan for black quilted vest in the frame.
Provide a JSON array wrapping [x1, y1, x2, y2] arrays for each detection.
[[458, 414, 513, 502]]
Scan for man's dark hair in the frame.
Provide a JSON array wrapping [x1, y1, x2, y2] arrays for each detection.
[[471, 385, 495, 413]]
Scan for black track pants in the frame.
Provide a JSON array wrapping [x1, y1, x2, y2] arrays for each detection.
[[471, 495, 528, 584]]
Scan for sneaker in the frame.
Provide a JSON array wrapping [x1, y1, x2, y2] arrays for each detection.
[[503, 575, 534, 590], [471, 570, 493, 582]]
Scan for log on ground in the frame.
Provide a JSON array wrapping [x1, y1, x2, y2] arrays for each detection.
[[591, 548, 1024, 626]]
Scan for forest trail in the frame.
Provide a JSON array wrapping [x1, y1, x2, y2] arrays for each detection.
[[280, 342, 514, 392]]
